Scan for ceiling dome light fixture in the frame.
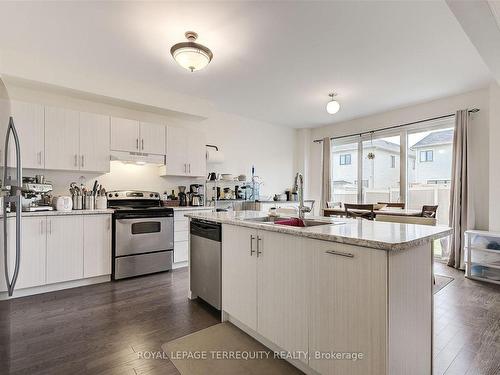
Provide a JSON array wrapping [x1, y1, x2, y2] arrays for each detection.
[[170, 31, 213, 72], [326, 92, 340, 114]]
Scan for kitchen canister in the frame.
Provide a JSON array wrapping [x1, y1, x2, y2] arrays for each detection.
[[85, 195, 95, 210], [95, 196, 107, 210], [72, 195, 83, 210]]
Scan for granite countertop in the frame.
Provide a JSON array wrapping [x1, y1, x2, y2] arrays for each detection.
[[172, 206, 213, 211], [3, 209, 114, 217], [184, 211, 453, 251]]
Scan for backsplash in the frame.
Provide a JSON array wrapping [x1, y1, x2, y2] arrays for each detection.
[[25, 161, 205, 196]]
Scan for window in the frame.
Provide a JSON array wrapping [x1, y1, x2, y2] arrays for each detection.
[[390, 155, 396, 168], [339, 154, 351, 165], [420, 150, 433, 162]]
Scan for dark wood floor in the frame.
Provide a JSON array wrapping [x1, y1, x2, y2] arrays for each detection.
[[0, 264, 499, 375], [0, 268, 220, 375], [433, 262, 500, 375]]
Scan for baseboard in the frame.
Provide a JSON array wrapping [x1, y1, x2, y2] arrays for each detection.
[[173, 261, 188, 269], [0, 275, 111, 300]]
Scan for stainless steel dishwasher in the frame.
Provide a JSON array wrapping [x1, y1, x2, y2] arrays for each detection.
[[190, 219, 222, 310]]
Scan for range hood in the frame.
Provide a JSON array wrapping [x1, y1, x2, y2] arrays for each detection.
[[110, 150, 165, 165]]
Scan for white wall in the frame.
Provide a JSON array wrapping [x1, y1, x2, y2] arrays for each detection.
[[5, 80, 297, 198], [307, 88, 490, 229], [489, 82, 500, 230], [202, 111, 296, 198]]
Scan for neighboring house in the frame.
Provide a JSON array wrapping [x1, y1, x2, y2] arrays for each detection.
[[410, 129, 453, 185], [331, 139, 412, 190]]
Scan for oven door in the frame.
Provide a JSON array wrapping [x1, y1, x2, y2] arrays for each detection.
[[115, 216, 173, 256]]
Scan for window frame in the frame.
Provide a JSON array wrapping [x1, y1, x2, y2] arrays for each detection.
[[339, 153, 351, 165]]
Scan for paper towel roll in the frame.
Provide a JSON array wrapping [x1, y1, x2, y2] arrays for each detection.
[[207, 149, 225, 163]]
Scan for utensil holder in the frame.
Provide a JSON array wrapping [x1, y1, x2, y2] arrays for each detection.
[[72, 195, 83, 210], [95, 196, 107, 210], [85, 196, 95, 210]]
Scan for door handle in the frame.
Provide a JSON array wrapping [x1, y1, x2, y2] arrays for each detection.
[[256, 236, 262, 257], [108, 217, 111, 231], [48, 220, 52, 235], [141, 139, 144, 150], [325, 250, 354, 258], [81, 155, 84, 168], [39, 151, 42, 165], [188, 163, 191, 173], [40, 220, 43, 235], [74, 154, 78, 167], [136, 138, 139, 150], [250, 235, 256, 256]]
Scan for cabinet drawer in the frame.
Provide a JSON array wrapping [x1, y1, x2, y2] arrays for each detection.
[[174, 220, 189, 232], [175, 230, 189, 242], [174, 240, 188, 263]]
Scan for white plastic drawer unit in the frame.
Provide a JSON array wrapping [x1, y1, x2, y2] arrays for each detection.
[[465, 230, 500, 285]]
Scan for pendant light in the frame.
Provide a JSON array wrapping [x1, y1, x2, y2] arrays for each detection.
[[170, 31, 213, 72], [326, 92, 340, 114]]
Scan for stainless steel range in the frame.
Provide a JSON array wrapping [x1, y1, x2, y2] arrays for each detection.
[[108, 190, 174, 280]]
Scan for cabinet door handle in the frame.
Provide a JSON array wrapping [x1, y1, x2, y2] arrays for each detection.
[[74, 154, 78, 167], [136, 138, 139, 150], [107, 217, 111, 231], [40, 220, 43, 235], [250, 235, 256, 256], [48, 220, 52, 235], [256, 236, 262, 257], [325, 250, 354, 258], [141, 139, 144, 150], [38, 151, 42, 165], [188, 163, 191, 173], [81, 155, 84, 168], [184, 164, 187, 173]]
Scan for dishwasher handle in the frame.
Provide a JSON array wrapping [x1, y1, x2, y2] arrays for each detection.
[[190, 219, 221, 242]]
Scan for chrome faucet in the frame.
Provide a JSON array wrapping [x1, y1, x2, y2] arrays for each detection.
[[294, 172, 310, 219]]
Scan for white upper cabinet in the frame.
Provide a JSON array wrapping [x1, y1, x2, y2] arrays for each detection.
[[8, 101, 45, 168], [163, 125, 206, 177], [110, 117, 140, 152], [45, 106, 80, 170], [139, 121, 165, 154], [164, 125, 188, 175], [110, 117, 166, 155], [80, 112, 110, 172]]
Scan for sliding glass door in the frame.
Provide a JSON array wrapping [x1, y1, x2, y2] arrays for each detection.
[[361, 135, 401, 204], [329, 117, 455, 260]]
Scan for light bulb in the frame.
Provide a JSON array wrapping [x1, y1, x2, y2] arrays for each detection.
[[326, 100, 340, 114]]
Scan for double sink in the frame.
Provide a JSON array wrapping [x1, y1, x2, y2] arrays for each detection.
[[244, 216, 339, 228]]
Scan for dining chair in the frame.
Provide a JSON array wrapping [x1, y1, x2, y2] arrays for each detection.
[[377, 202, 405, 209], [421, 205, 438, 218], [344, 203, 375, 220]]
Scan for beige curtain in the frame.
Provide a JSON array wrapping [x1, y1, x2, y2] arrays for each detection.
[[320, 137, 332, 211], [448, 109, 472, 269]]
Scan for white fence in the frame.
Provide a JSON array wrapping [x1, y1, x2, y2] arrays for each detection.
[[332, 185, 450, 225]]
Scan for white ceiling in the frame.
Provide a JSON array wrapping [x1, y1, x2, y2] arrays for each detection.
[[0, 1, 492, 128]]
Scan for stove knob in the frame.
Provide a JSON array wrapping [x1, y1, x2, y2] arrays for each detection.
[[108, 193, 112, 198], [150, 193, 153, 197], [114, 193, 119, 197], [155, 193, 159, 198]]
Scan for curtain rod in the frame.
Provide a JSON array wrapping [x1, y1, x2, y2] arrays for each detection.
[[313, 108, 480, 143]]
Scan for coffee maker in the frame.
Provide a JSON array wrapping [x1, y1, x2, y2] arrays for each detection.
[[189, 184, 204, 206], [21, 176, 54, 211], [178, 186, 187, 206]]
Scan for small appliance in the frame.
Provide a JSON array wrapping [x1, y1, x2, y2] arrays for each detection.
[[52, 196, 73, 211], [21, 177, 54, 212], [178, 186, 187, 206]]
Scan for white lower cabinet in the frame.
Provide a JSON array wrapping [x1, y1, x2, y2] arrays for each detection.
[[222, 225, 258, 330], [83, 215, 111, 278], [0, 214, 113, 296], [0, 217, 46, 291], [174, 209, 211, 264], [308, 239, 387, 375], [222, 224, 390, 374], [46, 215, 84, 284], [257, 231, 310, 364]]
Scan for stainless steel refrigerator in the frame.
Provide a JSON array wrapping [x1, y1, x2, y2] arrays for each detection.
[[0, 77, 22, 297]]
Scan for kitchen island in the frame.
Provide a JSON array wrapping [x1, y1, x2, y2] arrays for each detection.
[[185, 211, 452, 375]]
